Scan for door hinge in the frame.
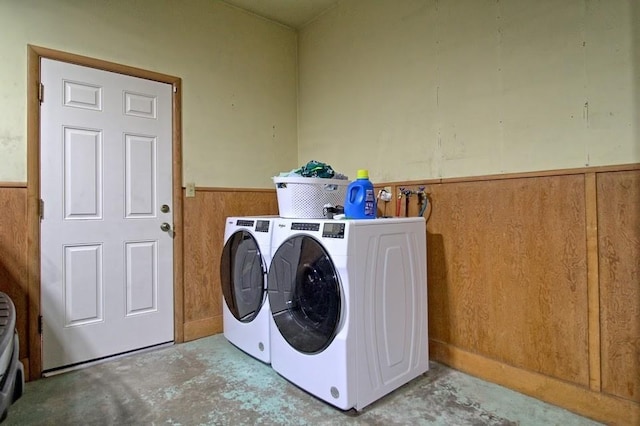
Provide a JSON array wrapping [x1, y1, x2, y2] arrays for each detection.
[[39, 198, 44, 220], [172, 84, 177, 94], [38, 82, 44, 104], [38, 315, 43, 334]]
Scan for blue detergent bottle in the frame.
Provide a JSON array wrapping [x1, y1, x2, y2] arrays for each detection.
[[344, 169, 377, 219]]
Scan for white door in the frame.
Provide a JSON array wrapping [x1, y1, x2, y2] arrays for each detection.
[[40, 58, 174, 371]]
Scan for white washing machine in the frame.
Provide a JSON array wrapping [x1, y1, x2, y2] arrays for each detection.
[[268, 217, 428, 411], [220, 216, 275, 363]]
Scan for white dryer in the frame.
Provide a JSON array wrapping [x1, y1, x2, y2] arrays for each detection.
[[268, 217, 428, 411], [220, 216, 274, 363]]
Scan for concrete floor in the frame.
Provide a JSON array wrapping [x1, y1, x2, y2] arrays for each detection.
[[6, 334, 601, 425]]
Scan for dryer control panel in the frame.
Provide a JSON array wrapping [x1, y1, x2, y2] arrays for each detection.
[[291, 222, 320, 231], [235, 219, 270, 232], [255, 220, 270, 232]]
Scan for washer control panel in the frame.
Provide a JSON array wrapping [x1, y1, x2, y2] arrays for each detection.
[[322, 222, 345, 239]]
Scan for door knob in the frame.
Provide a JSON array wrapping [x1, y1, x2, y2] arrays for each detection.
[[160, 222, 171, 232]]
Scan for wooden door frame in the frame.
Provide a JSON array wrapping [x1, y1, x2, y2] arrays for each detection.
[[26, 45, 184, 380]]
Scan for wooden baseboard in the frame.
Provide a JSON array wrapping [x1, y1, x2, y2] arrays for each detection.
[[430, 340, 639, 425], [183, 316, 223, 342]]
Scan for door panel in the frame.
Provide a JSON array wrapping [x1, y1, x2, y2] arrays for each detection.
[[64, 244, 103, 326], [63, 80, 102, 110], [41, 58, 174, 371], [125, 134, 156, 217], [125, 241, 157, 315], [64, 127, 102, 219], [124, 91, 157, 118]]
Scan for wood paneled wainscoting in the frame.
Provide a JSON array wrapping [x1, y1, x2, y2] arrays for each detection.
[[182, 187, 279, 341], [382, 165, 639, 425], [3, 165, 638, 424], [0, 183, 30, 379]]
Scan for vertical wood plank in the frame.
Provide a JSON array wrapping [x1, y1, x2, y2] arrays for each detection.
[[585, 172, 601, 391], [183, 191, 220, 324], [598, 170, 640, 402], [427, 175, 589, 386], [0, 187, 29, 363]]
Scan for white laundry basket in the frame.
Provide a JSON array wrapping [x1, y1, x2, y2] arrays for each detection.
[[273, 176, 349, 218]]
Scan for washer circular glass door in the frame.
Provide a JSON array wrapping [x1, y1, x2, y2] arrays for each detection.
[[220, 230, 266, 323], [268, 235, 341, 354]]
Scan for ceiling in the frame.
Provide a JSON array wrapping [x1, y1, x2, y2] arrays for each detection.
[[221, 0, 339, 29]]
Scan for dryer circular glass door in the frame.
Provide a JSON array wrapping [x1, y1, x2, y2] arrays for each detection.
[[220, 230, 266, 323], [268, 235, 341, 354]]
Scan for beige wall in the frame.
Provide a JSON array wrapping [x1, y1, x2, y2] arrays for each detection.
[[298, 0, 639, 182], [3, 0, 637, 187], [0, 0, 298, 188]]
